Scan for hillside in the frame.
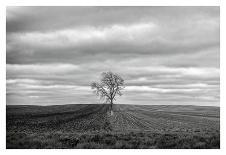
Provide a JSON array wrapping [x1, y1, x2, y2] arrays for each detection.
[[6, 104, 220, 148]]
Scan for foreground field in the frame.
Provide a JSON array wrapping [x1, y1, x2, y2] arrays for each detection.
[[7, 104, 220, 149]]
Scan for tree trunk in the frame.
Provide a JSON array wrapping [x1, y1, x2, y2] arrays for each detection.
[[110, 99, 113, 116]]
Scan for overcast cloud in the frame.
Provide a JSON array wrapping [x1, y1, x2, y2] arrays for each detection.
[[6, 6, 220, 106]]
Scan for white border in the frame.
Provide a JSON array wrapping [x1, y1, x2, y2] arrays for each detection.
[[0, 0, 224, 155], [0, 0, 222, 6]]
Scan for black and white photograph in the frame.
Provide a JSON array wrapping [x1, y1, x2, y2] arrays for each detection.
[[6, 6, 220, 149]]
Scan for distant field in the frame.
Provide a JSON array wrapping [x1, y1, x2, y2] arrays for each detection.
[[6, 104, 220, 149]]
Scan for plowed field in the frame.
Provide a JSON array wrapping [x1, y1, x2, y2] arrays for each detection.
[[6, 104, 220, 148]]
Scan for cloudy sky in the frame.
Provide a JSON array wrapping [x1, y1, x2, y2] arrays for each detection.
[[6, 6, 220, 106]]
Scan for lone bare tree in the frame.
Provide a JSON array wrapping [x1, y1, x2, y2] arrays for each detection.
[[91, 71, 125, 115]]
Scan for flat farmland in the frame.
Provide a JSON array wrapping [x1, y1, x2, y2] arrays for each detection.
[[111, 105, 219, 133], [7, 104, 220, 149]]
